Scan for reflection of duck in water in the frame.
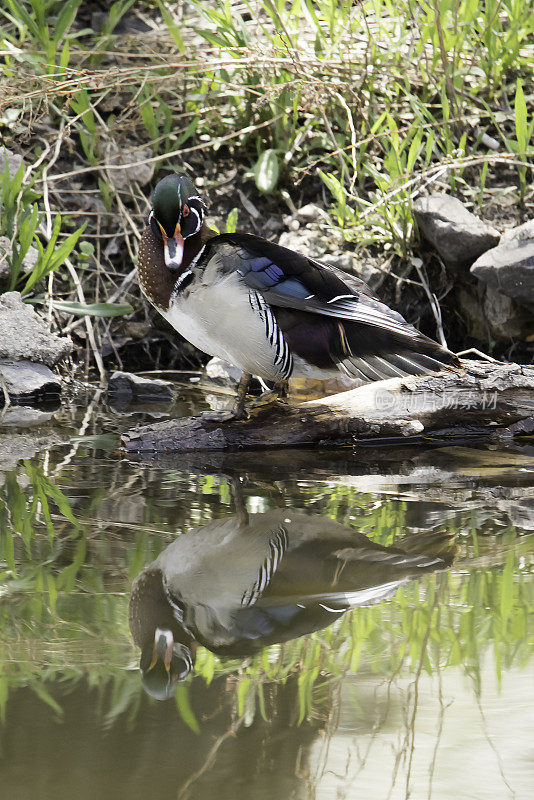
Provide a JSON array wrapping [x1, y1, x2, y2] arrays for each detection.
[[129, 508, 456, 699]]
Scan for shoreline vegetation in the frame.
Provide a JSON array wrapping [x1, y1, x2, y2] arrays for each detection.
[[0, 0, 533, 381]]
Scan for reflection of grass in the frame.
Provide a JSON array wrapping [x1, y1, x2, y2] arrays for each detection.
[[207, 543, 533, 727], [0, 460, 532, 728]]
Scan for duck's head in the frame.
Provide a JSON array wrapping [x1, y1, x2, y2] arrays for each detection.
[[140, 626, 194, 701], [130, 566, 196, 701], [149, 174, 206, 271]]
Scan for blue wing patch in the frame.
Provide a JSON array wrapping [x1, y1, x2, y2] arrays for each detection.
[[248, 256, 272, 271], [274, 278, 311, 298], [264, 264, 284, 282], [237, 253, 310, 298]]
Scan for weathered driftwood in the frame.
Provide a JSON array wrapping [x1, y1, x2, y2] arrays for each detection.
[[121, 360, 534, 453]]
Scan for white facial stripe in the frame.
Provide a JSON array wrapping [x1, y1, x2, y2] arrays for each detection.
[[175, 269, 192, 290], [189, 244, 206, 269], [188, 207, 202, 236]]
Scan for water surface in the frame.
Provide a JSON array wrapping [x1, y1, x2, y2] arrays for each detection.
[[0, 393, 532, 799]]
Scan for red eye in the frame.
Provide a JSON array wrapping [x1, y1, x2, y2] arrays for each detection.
[[182, 205, 190, 217]]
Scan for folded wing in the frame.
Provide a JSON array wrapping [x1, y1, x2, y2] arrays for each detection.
[[212, 233, 460, 381]]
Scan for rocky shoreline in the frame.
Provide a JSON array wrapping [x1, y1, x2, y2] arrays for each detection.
[[0, 177, 532, 411]]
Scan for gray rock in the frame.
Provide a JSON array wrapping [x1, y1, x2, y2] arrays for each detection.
[[0, 292, 73, 366], [324, 252, 383, 291], [483, 286, 530, 339], [0, 406, 56, 427], [471, 239, 534, 305], [204, 358, 242, 387], [91, 10, 151, 33], [262, 218, 284, 237], [413, 194, 500, 267], [354, 262, 383, 290], [295, 203, 325, 223], [501, 219, 534, 243], [457, 285, 530, 342], [0, 432, 65, 472], [278, 230, 325, 257], [204, 392, 235, 413], [457, 287, 487, 341], [0, 235, 39, 281], [324, 252, 354, 272], [0, 146, 24, 180], [25, 244, 39, 271], [104, 142, 154, 191], [0, 359, 61, 402], [108, 371, 174, 402]]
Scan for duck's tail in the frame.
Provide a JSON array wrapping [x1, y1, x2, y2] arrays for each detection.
[[396, 529, 459, 568], [336, 321, 461, 382]]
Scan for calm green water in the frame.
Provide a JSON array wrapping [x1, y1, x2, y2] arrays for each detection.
[[0, 392, 533, 800]]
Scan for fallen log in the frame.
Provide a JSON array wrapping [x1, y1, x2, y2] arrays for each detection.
[[121, 360, 534, 453]]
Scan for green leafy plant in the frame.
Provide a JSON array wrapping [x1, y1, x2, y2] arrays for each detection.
[[70, 89, 99, 166], [139, 85, 174, 162], [512, 78, 533, 203], [225, 207, 239, 233], [51, 300, 134, 317], [156, 0, 185, 53], [22, 214, 86, 295], [87, 0, 138, 63], [0, 158, 86, 295], [2, 0, 81, 74], [0, 160, 41, 286], [320, 112, 428, 255], [253, 149, 280, 194], [0, 0, 532, 355], [318, 170, 355, 229]]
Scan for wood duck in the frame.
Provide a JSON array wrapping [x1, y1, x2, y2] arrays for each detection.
[[137, 174, 461, 419], [129, 507, 456, 699]]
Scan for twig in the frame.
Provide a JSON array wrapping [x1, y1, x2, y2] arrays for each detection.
[[41, 121, 67, 325], [38, 115, 285, 184], [430, 0, 457, 112], [177, 715, 245, 800], [334, 91, 358, 192], [455, 347, 500, 363], [62, 267, 137, 336], [411, 256, 447, 348], [0, 374, 12, 419], [53, 388, 103, 475], [107, 267, 137, 303], [320, 106, 348, 187]]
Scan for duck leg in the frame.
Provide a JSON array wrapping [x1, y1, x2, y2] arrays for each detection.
[[228, 476, 249, 525], [232, 371, 253, 418], [201, 372, 252, 422], [201, 375, 288, 423]]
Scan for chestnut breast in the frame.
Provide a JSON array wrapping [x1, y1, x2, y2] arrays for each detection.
[[137, 226, 176, 310]]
